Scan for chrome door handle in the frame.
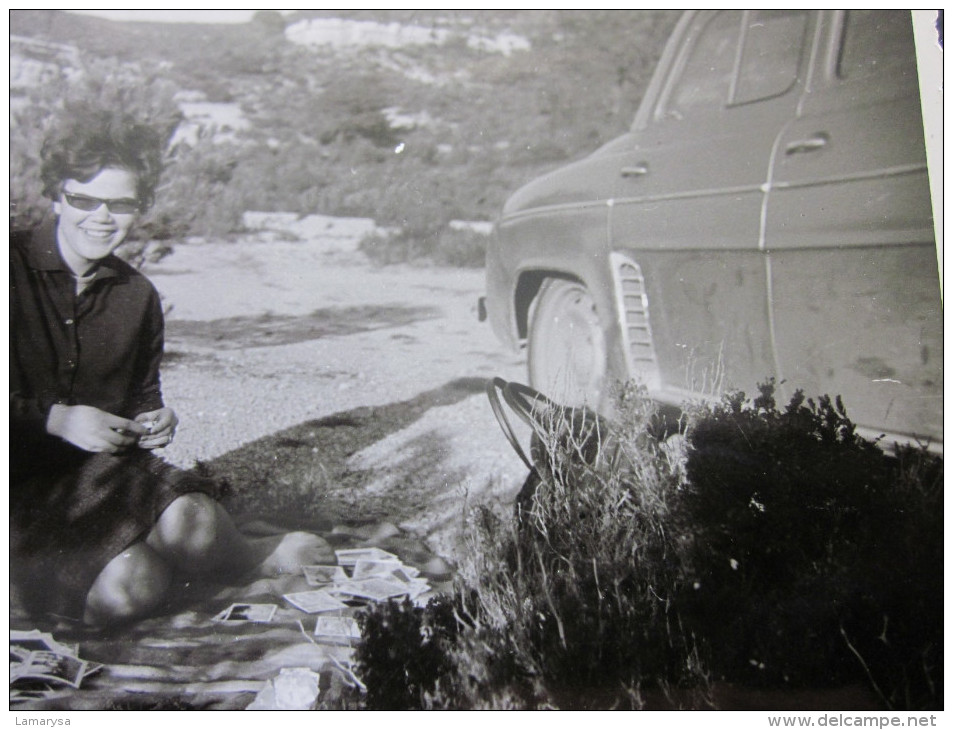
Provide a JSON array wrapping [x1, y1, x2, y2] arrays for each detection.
[[785, 133, 829, 155], [621, 164, 649, 177]]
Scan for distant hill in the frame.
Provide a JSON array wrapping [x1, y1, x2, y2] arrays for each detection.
[[10, 9, 680, 252]]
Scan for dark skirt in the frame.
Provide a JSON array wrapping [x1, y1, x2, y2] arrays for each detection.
[[10, 448, 222, 621]]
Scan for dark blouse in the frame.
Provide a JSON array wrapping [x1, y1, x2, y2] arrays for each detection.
[[10, 218, 166, 482]]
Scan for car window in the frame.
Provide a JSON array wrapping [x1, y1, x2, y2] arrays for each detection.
[[838, 10, 917, 80], [666, 11, 742, 118], [732, 10, 808, 105]]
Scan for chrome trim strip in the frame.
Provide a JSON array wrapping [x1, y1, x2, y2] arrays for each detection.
[[768, 163, 928, 190]]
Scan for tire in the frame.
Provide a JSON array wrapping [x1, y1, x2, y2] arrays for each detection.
[[527, 278, 607, 408]]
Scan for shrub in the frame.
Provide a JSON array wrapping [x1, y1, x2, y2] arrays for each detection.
[[358, 230, 430, 266], [358, 226, 488, 268], [352, 380, 942, 710], [149, 133, 247, 240], [353, 594, 462, 710], [678, 381, 943, 709], [431, 228, 488, 268]]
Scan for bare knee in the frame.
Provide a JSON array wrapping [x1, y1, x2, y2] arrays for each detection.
[[147, 493, 246, 573], [84, 543, 172, 626], [149, 493, 219, 559]]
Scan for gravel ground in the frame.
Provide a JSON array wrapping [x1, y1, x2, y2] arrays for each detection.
[[142, 234, 532, 560]]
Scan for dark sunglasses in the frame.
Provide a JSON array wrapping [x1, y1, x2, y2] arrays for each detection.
[[63, 192, 140, 215]]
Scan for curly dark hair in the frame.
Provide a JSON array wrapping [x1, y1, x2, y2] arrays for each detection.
[[40, 105, 165, 211]]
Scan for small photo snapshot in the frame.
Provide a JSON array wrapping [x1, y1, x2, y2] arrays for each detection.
[[352, 559, 419, 581], [314, 616, 361, 645], [10, 650, 89, 689], [283, 590, 349, 614], [331, 578, 412, 602], [303, 565, 348, 586], [212, 603, 278, 623], [333, 547, 398, 567]]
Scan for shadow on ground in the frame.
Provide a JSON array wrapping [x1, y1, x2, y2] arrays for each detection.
[[199, 377, 490, 530], [165, 304, 441, 352]]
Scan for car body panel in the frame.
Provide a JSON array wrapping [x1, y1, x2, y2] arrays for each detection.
[[491, 200, 625, 382], [489, 151, 620, 350], [618, 249, 776, 401], [607, 11, 813, 400], [485, 9, 941, 452], [609, 11, 811, 249], [765, 10, 942, 445]]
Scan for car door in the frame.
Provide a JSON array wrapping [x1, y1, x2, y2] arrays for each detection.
[[609, 10, 813, 400], [764, 10, 942, 448]]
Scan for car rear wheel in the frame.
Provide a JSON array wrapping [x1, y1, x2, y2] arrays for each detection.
[[527, 278, 607, 408]]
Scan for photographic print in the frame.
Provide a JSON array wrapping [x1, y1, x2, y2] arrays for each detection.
[[313, 616, 362, 646], [211, 603, 279, 624], [8, 9, 942, 714], [303, 564, 348, 586], [282, 590, 349, 614]]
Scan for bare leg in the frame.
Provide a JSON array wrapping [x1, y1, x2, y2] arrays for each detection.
[[146, 493, 335, 578], [83, 495, 333, 626], [83, 542, 172, 626], [251, 531, 337, 576], [145, 493, 255, 576]]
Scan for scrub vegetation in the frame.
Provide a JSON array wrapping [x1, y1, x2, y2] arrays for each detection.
[[352, 382, 943, 710], [10, 9, 679, 266]]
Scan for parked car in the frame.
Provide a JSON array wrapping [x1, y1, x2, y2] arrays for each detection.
[[484, 10, 942, 453]]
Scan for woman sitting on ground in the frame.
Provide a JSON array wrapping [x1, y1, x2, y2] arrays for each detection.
[[10, 105, 332, 627]]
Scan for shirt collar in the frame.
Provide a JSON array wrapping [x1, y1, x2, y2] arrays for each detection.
[[24, 216, 124, 282]]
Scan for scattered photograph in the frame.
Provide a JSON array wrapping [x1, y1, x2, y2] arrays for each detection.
[[212, 603, 278, 623], [333, 548, 399, 567], [303, 565, 348, 586], [313, 616, 361, 645], [331, 578, 413, 602], [351, 559, 418, 581], [283, 590, 349, 614]]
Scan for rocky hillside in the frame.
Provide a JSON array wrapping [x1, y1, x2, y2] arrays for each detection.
[[10, 10, 680, 243]]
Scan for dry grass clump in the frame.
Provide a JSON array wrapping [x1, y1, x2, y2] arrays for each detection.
[[353, 380, 942, 710], [354, 382, 706, 709]]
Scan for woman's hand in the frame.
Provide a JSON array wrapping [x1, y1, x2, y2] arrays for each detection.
[[46, 404, 149, 453], [134, 407, 178, 449]]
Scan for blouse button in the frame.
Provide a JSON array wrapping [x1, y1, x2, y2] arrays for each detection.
[[65, 318, 74, 325]]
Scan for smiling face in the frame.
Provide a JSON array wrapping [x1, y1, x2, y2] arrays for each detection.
[[53, 167, 140, 276]]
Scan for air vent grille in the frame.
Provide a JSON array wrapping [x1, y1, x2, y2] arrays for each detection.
[[611, 253, 660, 390]]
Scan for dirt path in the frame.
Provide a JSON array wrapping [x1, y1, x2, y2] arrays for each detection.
[[143, 236, 531, 561]]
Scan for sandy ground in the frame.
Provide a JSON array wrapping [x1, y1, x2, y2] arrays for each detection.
[[142, 233, 532, 560]]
